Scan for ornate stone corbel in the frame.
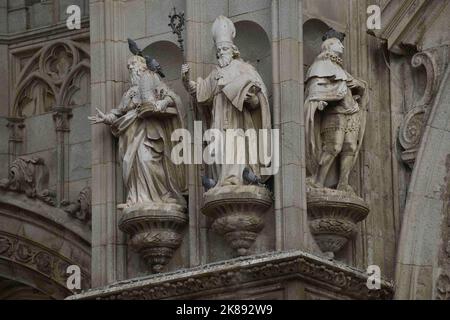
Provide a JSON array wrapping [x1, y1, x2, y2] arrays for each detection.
[[202, 185, 272, 256]]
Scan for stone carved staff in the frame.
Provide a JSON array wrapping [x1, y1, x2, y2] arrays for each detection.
[[168, 7, 185, 62]]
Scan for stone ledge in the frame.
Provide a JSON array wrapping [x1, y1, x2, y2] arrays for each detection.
[[68, 250, 394, 300]]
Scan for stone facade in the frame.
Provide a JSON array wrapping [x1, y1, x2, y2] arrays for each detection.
[[0, 0, 448, 300]]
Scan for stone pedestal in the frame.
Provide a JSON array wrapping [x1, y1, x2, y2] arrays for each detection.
[[202, 185, 272, 256], [307, 188, 369, 258], [118, 203, 187, 273]]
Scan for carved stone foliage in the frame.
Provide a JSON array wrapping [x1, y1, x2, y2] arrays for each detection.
[[12, 39, 90, 117], [68, 251, 393, 300], [0, 231, 90, 293], [61, 186, 91, 225], [202, 185, 272, 256], [399, 48, 448, 168], [0, 156, 55, 205]]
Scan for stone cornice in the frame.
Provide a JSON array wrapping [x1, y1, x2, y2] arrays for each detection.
[[0, 17, 89, 46], [68, 250, 394, 300]]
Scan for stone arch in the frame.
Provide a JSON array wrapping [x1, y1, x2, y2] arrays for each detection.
[[394, 60, 450, 299], [234, 20, 272, 98], [0, 191, 91, 299], [13, 73, 57, 117], [58, 61, 91, 107]]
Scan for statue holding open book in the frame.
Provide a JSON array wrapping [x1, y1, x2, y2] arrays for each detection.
[[89, 43, 186, 209]]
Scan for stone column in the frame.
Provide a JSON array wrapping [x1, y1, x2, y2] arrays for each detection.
[[52, 106, 72, 205], [185, 0, 205, 267], [89, 0, 127, 287], [6, 117, 25, 165], [271, 0, 310, 251]]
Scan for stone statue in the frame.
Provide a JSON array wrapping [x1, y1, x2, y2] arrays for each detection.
[[89, 50, 187, 272], [89, 55, 186, 208], [181, 16, 273, 256], [304, 28, 370, 258], [304, 28, 368, 194], [181, 15, 272, 189]]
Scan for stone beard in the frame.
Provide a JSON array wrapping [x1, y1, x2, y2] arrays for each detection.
[[304, 37, 368, 194]]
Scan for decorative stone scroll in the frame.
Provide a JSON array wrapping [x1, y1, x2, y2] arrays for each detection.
[[0, 156, 55, 206], [61, 186, 92, 225], [398, 48, 448, 168]]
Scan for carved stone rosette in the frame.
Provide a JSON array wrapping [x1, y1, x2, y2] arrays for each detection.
[[202, 185, 272, 256], [118, 203, 187, 273], [307, 188, 369, 258]]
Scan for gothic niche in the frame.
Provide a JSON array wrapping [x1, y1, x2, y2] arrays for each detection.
[[182, 16, 273, 256], [90, 39, 188, 273], [12, 40, 91, 117], [304, 27, 370, 259]]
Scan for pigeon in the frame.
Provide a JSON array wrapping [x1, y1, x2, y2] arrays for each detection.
[[201, 175, 217, 191], [243, 167, 262, 185], [145, 55, 165, 78], [127, 38, 142, 56]]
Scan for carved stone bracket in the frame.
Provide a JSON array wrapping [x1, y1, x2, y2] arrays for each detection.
[[202, 185, 272, 256], [118, 203, 188, 273], [307, 188, 369, 258], [0, 156, 55, 205], [399, 47, 449, 168]]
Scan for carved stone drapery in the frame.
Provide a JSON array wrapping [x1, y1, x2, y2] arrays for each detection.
[[398, 48, 448, 168]]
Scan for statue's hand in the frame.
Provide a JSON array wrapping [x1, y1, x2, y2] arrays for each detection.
[[245, 92, 259, 108], [181, 63, 190, 81], [155, 99, 169, 112], [88, 108, 106, 124], [318, 101, 328, 111]]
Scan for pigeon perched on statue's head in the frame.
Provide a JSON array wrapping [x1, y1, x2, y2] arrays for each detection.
[[145, 56, 165, 78], [127, 38, 165, 78]]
